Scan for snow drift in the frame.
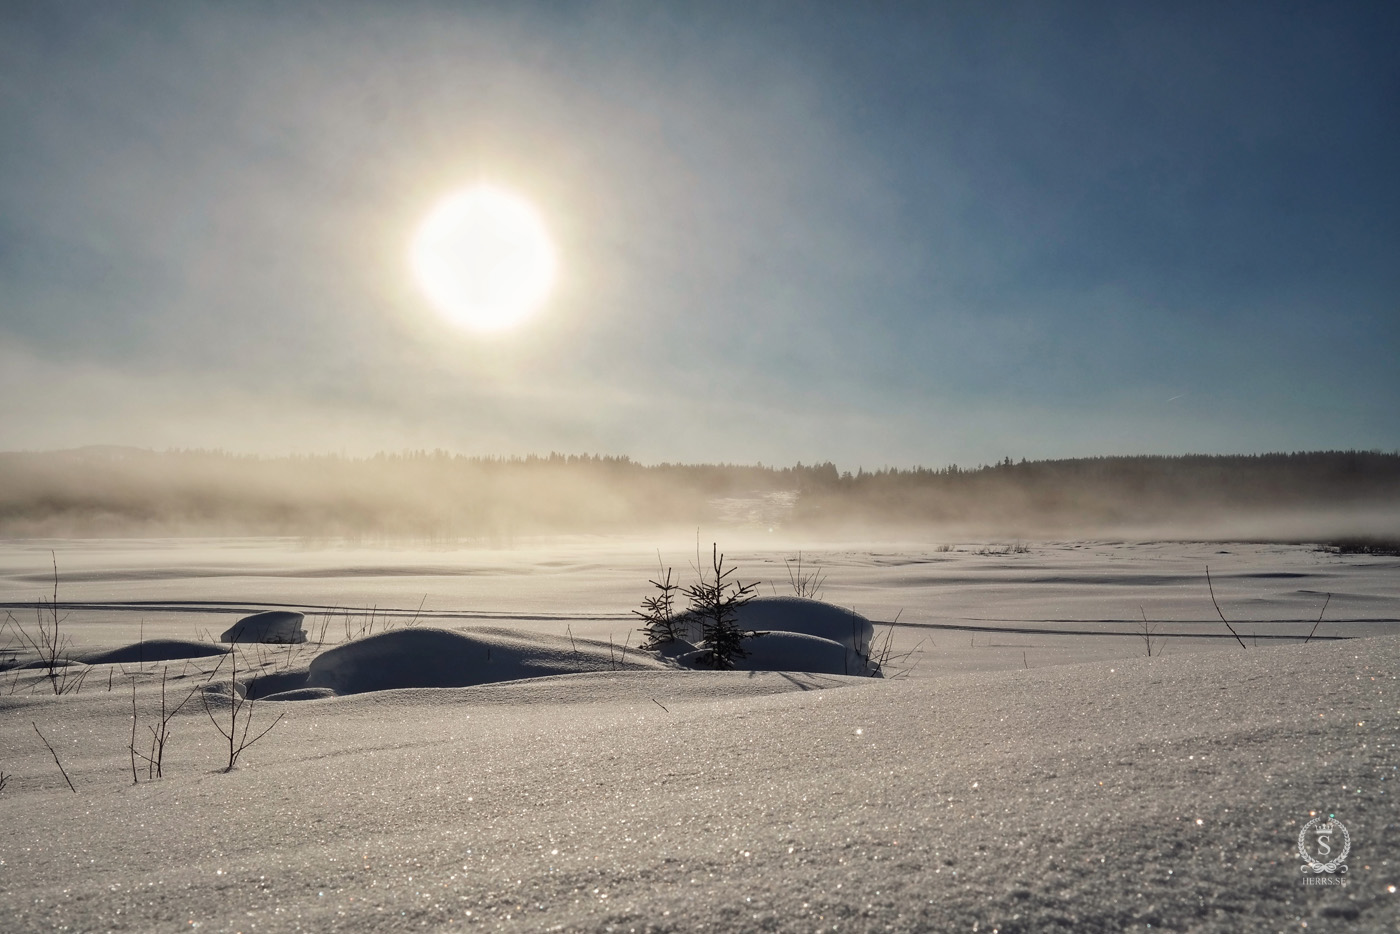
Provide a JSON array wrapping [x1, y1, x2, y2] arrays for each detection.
[[77, 638, 227, 665], [304, 626, 667, 695], [674, 596, 873, 653], [670, 596, 878, 673], [732, 630, 873, 676], [221, 610, 306, 644]]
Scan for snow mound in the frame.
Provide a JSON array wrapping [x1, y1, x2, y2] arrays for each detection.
[[734, 631, 873, 676], [198, 680, 244, 702], [6, 657, 86, 671], [243, 669, 310, 700], [311, 669, 865, 710], [260, 686, 337, 702], [305, 626, 668, 695], [78, 639, 228, 665], [221, 610, 306, 644], [674, 596, 876, 655]]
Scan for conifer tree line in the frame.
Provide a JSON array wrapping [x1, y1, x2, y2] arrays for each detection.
[[0, 447, 1395, 537]]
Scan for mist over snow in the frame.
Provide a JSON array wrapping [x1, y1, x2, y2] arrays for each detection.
[[1, 448, 1396, 542]]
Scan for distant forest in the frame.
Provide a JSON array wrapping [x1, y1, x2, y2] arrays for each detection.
[[790, 452, 1400, 539], [0, 447, 1396, 540]]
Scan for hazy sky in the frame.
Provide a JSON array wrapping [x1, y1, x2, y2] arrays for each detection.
[[3, 1, 1397, 469]]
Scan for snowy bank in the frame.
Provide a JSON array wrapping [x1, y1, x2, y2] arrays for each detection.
[[221, 610, 306, 644], [304, 626, 667, 695], [674, 596, 875, 655], [2, 633, 1394, 932]]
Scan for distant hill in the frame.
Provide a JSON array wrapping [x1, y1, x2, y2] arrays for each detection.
[[0, 448, 1395, 540]]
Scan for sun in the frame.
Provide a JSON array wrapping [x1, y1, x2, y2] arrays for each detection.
[[410, 184, 557, 332]]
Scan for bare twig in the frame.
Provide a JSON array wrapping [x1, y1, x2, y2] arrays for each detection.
[[11, 552, 81, 693], [200, 650, 285, 771], [651, 698, 669, 713], [202, 648, 231, 683], [1205, 565, 1248, 649], [130, 677, 139, 783], [131, 666, 199, 780], [1303, 593, 1333, 645], [32, 722, 76, 792], [1138, 606, 1159, 657]]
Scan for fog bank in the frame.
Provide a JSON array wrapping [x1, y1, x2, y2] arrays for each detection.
[[1, 448, 1396, 542]]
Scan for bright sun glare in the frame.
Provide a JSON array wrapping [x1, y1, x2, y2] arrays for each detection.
[[410, 184, 556, 332]]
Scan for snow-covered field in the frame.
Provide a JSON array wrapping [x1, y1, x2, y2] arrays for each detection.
[[1, 537, 1397, 931]]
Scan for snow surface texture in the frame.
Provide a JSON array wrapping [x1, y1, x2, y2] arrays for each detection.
[[1, 540, 1398, 931], [220, 609, 306, 644], [1, 635, 1395, 932]]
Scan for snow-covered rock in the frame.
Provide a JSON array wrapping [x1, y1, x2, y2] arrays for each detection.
[[259, 686, 337, 702], [221, 610, 306, 644], [737, 630, 874, 676], [673, 596, 875, 655], [79, 639, 227, 665], [305, 626, 668, 695], [676, 631, 879, 677]]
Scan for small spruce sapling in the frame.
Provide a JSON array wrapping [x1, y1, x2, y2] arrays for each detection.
[[633, 566, 681, 648], [683, 544, 759, 670]]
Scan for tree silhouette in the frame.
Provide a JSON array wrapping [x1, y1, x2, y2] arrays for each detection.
[[683, 545, 759, 670]]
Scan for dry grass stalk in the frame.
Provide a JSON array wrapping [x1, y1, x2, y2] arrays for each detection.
[[785, 552, 828, 599], [860, 611, 923, 678]]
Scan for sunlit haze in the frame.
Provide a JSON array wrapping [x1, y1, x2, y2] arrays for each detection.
[[1, 3, 1397, 466], [411, 184, 556, 332]]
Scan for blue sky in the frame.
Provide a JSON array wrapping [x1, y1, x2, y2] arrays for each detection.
[[2, 1, 1397, 469]]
